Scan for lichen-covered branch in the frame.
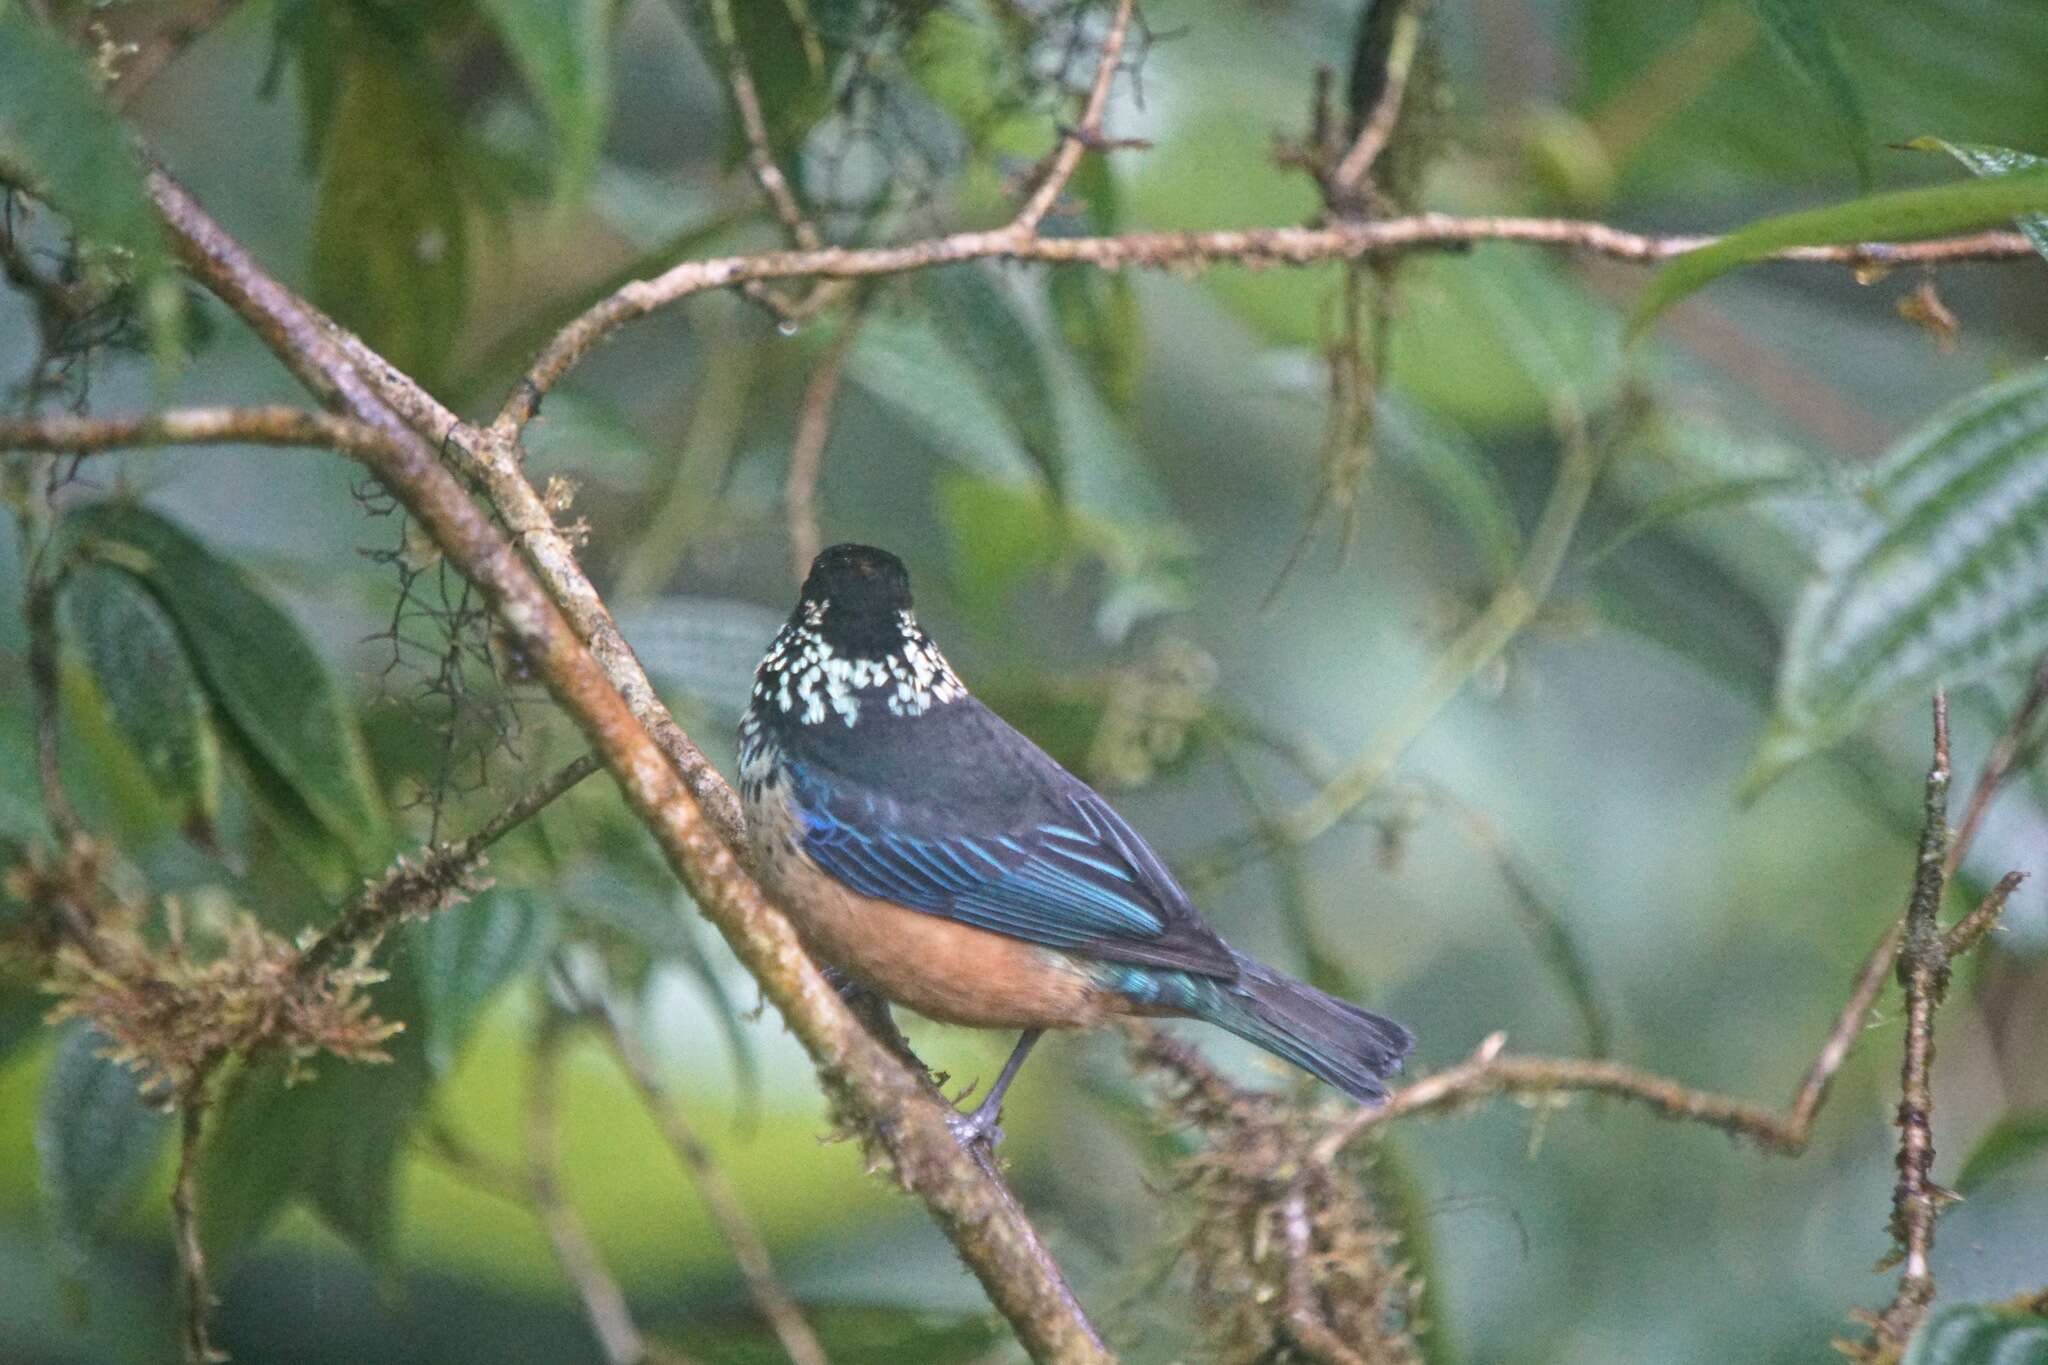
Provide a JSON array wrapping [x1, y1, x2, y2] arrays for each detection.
[[0, 405, 384, 456], [295, 752, 600, 981], [499, 218, 2030, 428], [142, 167, 1113, 1364]]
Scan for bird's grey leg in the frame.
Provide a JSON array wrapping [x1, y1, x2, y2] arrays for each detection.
[[946, 1029, 1043, 1150]]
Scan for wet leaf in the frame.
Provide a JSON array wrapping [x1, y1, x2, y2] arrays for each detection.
[[1047, 159, 1142, 412], [1378, 396, 1522, 580], [476, 0, 612, 200], [198, 1061, 326, 1262], [310, 39, 470, 388], [922, 264, 1066, 494], [615, 596, 785, 719]]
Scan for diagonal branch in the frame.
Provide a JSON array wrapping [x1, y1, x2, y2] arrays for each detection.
[[526, 1008, 693, 1365], [704, 0, 821, 252], [1014, 0, 1139, 233], [143, 167, 1113, 1365], [586, 993, 830, 1365], [1326, 2, 1422, 203], [295, 752, 601, 982]]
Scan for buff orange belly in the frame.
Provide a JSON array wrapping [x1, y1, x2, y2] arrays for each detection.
[[756, 846, 1116, 1031]]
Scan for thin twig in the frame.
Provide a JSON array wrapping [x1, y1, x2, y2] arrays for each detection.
[[0, 406, 387, 457], [705, 0, 821, 252], [782, 308, 863, 585], [1879, 696, 1953, 1336], [1014, 0, 1139, 233], [495, 220, 2031, 430], [1943, 870, 2024, 960], [172, 1097, 224, 1364], [1327, 3, 1422, 201], [1948, 650, 2048, 871], [590, 995, 830, 1365], [295, 751, 600, 981], [1320, 1032, 1810, 1161], [527, 1009, 674, 1365]]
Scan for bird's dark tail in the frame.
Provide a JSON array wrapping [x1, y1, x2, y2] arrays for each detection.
[[1200, 951, 1413, 1102]]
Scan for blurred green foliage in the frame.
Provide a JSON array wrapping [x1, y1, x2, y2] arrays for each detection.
[[5, 1, 2048, 1363]]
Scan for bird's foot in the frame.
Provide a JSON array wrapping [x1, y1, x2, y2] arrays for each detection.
[[944, 1094, 1006, 1152]]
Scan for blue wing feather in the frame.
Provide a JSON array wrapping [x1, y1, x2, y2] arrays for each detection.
[[781, 739, 1235, 977]]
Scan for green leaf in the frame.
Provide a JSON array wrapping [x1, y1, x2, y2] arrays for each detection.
[[35, 1023, 170, 1279], [1377, 395, 1522, 580], [688, 1303, 1003, 1365], [1750, 366, 2048, 789], [1746, 0, 1870, 186], [685, 0, 835, 176], [921, 264, 1066, 494], [1908, 136, 2048, 262], [310, 39, 470, 389], [1903, 1302, 2048, 1365], [1632, 168, 2048, 334], [0, 981, 45, 1068], [417, 889, 551, 1076], [200, 1004, 430, 1269], [848, 312, 1041, 486], [197, 1061, 322, 1262], [1047, 159, 1142, 413], [59, 501, 385, 866], [475, 0, 611, 200], [905, 3, 1040, 160], [854, 310, 1189, 635], [1578, 474, 1827, 569], [0, 11, 181, 362], [1956, 1110, 2048, 1193], [59, 565, 222, 845], [303, 1021, 431, 1266]]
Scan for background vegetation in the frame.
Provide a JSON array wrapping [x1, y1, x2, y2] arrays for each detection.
[[4, 0, 2048, 1362]]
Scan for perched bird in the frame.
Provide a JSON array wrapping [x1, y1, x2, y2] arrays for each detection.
[[739, 544, 1413, 1142]]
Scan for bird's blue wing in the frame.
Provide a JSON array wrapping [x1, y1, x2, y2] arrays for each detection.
[[781, 755, 1236, 977]]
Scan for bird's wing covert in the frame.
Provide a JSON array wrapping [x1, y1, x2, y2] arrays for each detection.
[[784, 761, 1236, 977]]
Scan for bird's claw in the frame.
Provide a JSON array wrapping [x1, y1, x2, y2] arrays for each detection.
[[945, 1102, 1005, 1152]]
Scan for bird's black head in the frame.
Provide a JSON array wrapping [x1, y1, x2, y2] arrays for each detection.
[[797, 543, 915, 658], [747, 543, 965, 730]]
